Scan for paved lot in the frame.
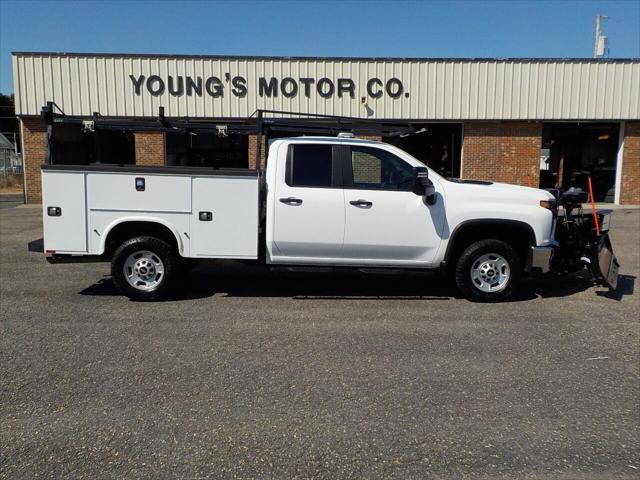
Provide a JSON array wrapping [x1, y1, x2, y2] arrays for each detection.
[[1, 205, 638, 479], [0, 193, 23, 210]]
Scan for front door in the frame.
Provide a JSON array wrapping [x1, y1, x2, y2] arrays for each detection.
[[342, 146, 444, 266], [271, 143, 345, 261]]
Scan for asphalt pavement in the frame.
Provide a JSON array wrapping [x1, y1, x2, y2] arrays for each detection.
[[0, 193, 23, 209], [1, 204, 638, 479]]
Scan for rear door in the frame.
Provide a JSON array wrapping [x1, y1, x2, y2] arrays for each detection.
[[342, 146, 444, 266], [271, 143, 345, 260]]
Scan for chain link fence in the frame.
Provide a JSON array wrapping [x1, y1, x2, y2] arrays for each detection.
[[0, 132, 23, 192]]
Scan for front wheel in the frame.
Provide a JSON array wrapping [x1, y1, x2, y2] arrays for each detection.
[[111, 236, 178, 301], [455, 239, 522, 302]]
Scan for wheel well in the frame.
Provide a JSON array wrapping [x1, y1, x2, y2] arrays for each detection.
[[104, 221, 179, 256], [445, 221, 534, 269]]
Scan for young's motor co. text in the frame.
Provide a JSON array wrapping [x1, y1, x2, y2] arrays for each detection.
[[129, 74, 410, 99]]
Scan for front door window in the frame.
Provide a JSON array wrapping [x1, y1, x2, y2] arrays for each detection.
[[350, 147, 414, 191]]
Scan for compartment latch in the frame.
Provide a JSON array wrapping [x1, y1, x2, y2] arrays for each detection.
[[47, 206, 61, 216]]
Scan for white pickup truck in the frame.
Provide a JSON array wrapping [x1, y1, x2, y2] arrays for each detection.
[[41, 135, 619, 301]]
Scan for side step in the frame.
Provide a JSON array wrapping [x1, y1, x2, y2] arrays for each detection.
[[280, 266, 333, 273], [271, 266, 429, 275]]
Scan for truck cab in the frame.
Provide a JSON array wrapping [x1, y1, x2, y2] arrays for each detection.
[[265, 137, 448, 268]]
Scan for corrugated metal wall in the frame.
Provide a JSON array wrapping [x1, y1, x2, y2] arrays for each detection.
[[12, 53, 640, 120]]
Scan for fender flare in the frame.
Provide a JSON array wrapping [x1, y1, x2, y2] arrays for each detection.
[[99, 216, 186, 256], [442, 219, 536, 266]]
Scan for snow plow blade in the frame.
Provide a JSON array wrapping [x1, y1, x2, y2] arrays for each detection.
[[591, 233, 619, 290]]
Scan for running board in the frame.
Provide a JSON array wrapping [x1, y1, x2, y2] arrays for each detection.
[[272, 266, 427, 275], [358, 268, 406, 275], [282, 266, 333, 273]]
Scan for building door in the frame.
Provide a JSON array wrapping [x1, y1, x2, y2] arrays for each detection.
[[385, 124, 462, 178], [541, 123, 620, 202]]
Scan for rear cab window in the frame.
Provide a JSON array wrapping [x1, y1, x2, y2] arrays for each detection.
[[285, 144, 341, 188]]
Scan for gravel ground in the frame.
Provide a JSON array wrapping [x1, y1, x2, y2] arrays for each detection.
[[1, 205, 638, 479]]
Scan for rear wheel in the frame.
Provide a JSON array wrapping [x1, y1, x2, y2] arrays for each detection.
[[455, 239, 522, 302], [111, 236, 178, 301]]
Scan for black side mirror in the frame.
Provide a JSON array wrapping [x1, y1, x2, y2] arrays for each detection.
[[412, 167, 428, 195], [412, 167, 437, 204]]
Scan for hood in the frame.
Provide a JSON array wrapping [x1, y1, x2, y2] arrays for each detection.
[[442, 177, 555, 203]]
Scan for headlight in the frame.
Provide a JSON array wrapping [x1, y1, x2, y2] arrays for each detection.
[[539, 199, 557, 210], [540, 199, 558, 218]]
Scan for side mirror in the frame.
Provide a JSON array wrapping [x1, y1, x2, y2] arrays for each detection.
[[412, 167, 437, 204]]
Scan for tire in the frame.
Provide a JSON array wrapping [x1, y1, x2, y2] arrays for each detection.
[[111, 236, 178, 301], [455, 239, 522, 302]]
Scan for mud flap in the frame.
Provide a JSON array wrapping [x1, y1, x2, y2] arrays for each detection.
[[590, 233, 619, 290]]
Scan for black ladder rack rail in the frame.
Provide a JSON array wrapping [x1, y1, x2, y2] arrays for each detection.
[[40, 103, 416, 169]]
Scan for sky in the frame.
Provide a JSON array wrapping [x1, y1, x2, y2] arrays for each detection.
[[0, 0, 639, 95]]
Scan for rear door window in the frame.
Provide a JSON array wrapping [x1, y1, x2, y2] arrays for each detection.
[[286, 144, 335, 188]]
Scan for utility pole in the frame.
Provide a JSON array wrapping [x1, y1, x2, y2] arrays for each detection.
[[594, 14, 609, 58]]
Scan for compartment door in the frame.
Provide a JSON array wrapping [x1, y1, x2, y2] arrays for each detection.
[[41, 171, 87, 253], [190, 176, 259, 258]]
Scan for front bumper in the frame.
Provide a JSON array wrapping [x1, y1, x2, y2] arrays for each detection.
[[529, 245, 555, 273]]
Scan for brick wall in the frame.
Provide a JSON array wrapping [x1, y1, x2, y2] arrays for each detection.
[[21, 117, 48, 203], [462, 121, 542, 187], [621, 122, 640, 205], [21, 121, 638, 204], [351, 135, 383, 182], [248, 134, 266, 170], [352, 150, 381, 183], [134, 132, 165, 166]]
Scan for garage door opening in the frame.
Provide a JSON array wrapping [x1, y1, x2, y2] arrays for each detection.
[[165, 131, 248, 168], [384, 124, 462, 178], [540, 123, 620, 202], [49, 124, 135, 165]]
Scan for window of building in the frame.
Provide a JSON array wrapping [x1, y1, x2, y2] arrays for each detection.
[[95, 130, 135, 164], [50, 124, 92, 165], [165, 132, 248, 168], [540, 123, 620, 202], [50, 124, 134, 165], [349, 147, 413, 191], [286, 144, 333, 187], [384, 124, 462, 178]]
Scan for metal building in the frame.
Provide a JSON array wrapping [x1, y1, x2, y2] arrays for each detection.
[[12, 52, 640, 204]]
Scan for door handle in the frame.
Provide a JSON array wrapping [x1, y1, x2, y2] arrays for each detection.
[[279, 197, 303, 205], [349, 199, 373, 207]]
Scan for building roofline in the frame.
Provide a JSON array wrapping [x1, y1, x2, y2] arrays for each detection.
[[11, 51, 640, 63]]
